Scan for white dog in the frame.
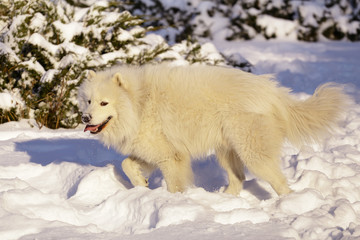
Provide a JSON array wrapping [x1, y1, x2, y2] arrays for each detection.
[[78, 64, 348, 196]]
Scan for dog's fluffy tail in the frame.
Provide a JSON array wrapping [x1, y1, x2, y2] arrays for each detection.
[[285, 83, 349, 146]]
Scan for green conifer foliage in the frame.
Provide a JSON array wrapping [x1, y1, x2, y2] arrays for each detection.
[[0, 0, 241, 128]]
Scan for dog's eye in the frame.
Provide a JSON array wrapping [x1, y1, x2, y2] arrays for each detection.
[[100, 101, 108, 106], [88, 100, 91, 104]]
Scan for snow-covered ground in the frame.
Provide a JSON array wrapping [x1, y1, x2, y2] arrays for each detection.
[[1, 40, 360, 240]]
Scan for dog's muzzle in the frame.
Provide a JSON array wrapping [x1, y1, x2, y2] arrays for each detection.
[[84, 116, 112, 134], [81, 114, 92, 124]]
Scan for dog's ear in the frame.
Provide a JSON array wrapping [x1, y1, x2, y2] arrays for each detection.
[[112, 72, 128, 90], [87, 70, 96, 80]]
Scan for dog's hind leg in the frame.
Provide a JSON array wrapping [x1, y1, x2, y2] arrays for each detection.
[[227, 113, 291, 196], [216, 147, 245, 196], [246, 158, 291, 196], [122, 157, 155, 187]]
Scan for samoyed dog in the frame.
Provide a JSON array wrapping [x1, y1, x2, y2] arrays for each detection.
[[78, 63, 348, 196]]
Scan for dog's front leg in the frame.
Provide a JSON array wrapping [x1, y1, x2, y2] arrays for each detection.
[[122, 157, 154, 188], [157, 153, 193, 193]]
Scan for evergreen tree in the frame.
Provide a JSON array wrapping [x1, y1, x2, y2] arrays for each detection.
[[0, 0, 248, 128]]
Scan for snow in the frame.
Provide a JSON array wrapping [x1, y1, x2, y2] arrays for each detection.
[[298, 3, 324, 27], [0, 93, 18, 110], [192, 1, 231, 41], [28, 33, 59, 56], [21, 58, 46, 75], [337, 16, 360, 35], [215, 40, 360, 97], [257, 15, 297, 40], [198, 42, 224, 63], [158, 0, 188, 10], [0, 91, 24, 110], [29, 13, 46, 32], [0, 43, 20, 63], [53, 21, 84, 42], [40, 69, 60, 83], [0, 40, 360, 239]]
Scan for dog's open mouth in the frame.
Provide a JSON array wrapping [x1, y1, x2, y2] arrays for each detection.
[[84, 116, 112, 134]]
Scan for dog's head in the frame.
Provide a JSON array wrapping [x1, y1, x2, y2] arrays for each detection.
[[78, 68, 138, 137]]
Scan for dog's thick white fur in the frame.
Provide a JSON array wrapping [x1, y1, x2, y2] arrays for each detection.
[[78, 63, 348, 196]]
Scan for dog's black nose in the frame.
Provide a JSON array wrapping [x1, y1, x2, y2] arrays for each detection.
[[81, 114, 92, 124]]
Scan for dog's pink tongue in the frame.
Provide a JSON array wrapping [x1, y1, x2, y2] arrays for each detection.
[[84, 124, 99, 132]]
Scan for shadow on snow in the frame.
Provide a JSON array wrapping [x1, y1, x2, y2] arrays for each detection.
[[16, 138, 271, 200]]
